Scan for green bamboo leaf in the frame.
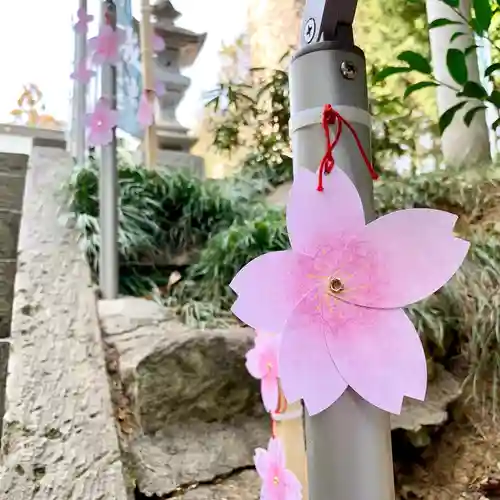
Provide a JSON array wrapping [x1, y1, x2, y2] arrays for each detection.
[[439, 101, 467, 134], [429, 18, 461, 28], [488, 90, 500, 108], [441, 0, 459, 6], [493, 117, 500, 129], [404, 81, 439, 99], [485, 62, 500, 77], [446, 49, 468, 84], [397, 51, 432, 74], [465, 44, 479, 56], [464, 105, 486, 126], [459, 81, 488, 99], [374, 66, 412, 82], [473, 0, 493, 32], [450, 31, 466, 42]]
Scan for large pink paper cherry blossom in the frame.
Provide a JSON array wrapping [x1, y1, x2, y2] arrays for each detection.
[[88, 25, 124, 65], [246, 333, 280, 413], [254, 437, 302, 500], [86, 98, 118, 147], [230, 166, 470, 416]]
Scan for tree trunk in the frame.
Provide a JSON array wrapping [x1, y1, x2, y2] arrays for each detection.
[[426, 0, 491, 165]]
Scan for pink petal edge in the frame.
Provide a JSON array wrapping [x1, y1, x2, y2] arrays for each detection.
[[261, 375, 279, 413], [323, 300, 427, 414], [286, 166, 366, 257], [230, 251, 316, 334], [279, 291, 348, 415], [339, 209, 470, 309]]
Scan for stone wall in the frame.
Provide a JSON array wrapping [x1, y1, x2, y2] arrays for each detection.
[[0, 153, 28, 441], [0, 144, 129, 499]]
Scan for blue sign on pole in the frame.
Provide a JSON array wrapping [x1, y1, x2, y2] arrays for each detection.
[[115, 0, 143, 138]]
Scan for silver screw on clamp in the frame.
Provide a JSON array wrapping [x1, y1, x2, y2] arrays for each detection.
[[303, 18, 316, 44], [340, 60, 357, 80]]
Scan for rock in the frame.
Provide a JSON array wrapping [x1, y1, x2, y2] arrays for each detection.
[[391, 366, 461, 448], [99, 298, 462, 497], [178, 470, 259, 500], [99, 298, 268, 497]]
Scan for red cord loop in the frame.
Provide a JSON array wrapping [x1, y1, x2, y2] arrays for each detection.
[[317, 104, 378, 192]]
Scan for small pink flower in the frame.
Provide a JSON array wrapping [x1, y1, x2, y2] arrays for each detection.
[[86, 98, 118, 146], [154, 80, 166, 97], [88, 25, 124, 65], [246, 334, 280, 413], [254, 438, 302, 500], [152, 32, 165, 52], [70, 60, 96, 84], [137, 91, 155, 128], [74, 8, 94, 34], [231, 166, 469, 416]]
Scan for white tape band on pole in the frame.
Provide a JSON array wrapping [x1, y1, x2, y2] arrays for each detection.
[[272, 407, 303, 421], [290, 105, 371, 134]]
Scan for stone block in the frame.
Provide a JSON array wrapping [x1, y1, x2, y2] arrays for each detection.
[[0, 260, 16, 338], [99, 297, 462, 498], [0, 175, 26, 212], [0, 147, 128, 499], [0, 341, 9, 441], [0, 211, 21, 259], [0, 153, 28, 176]]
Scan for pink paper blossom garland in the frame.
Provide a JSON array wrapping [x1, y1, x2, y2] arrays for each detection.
[[255, 438, 302, 500], [71, 8, 166, 146], [245, 331, 303, 500]]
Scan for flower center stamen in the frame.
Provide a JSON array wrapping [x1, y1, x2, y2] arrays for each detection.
[[273, 476, 279, 485], [328, 277, 344, 294]]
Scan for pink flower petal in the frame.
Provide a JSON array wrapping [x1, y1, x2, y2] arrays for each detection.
[[137, 92, 155, 128], [282, 469, 303, 499], [287, 166, 366, 256], [323, 300, 427, 413], [89, 25, 122, 65], [338, 209, 470, 308], [230, 251, 316, 333], [254, 448, 270, 478], [86, 98, 117, 147], [279, 291, 348, 415], [245, 347, 265, 378], [261, 375, 279, 413], [267, 438, 285, 470], [154, 80, 166, 97], [152, 32, 165, 52]]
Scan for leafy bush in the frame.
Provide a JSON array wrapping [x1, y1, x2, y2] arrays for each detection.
[[66, 158, 259, 296], [67, 154, 500, 404]]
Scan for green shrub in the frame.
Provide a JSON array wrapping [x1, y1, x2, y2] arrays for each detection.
[[67, 158, 500, 406], [65, 159, 260, 296]]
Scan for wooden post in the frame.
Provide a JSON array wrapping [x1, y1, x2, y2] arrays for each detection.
[[274, 392, 309, 498], [139, 0, 157, 168]]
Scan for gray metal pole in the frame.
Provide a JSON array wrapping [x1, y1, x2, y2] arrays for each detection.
[[289, 5, 395, 500], [75, 0, 88, 166], [99, 0, 119, 299]]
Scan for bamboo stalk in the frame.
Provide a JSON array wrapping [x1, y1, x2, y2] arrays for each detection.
[[139, 0, 157, 168]]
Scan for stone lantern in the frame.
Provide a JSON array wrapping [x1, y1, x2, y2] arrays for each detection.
[[148, 0, 207, 175]]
